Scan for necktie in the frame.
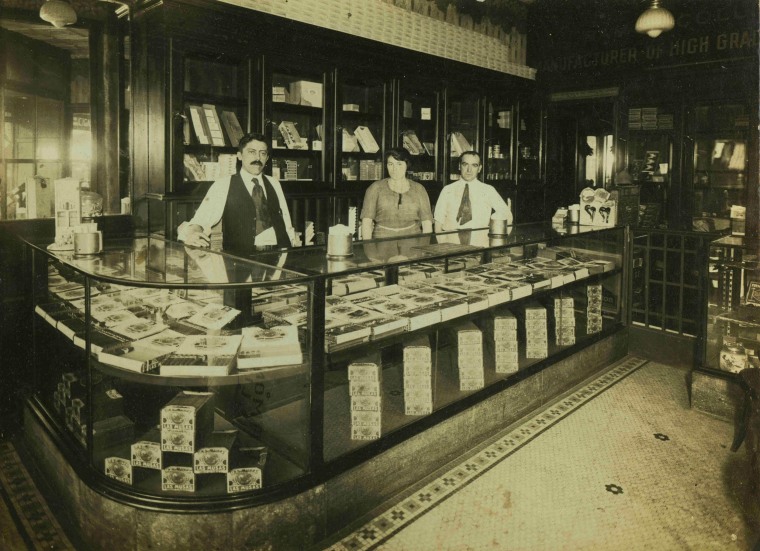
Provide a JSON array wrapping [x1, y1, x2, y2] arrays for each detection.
[[251, 179, 267, 236], [456, 183, 472, 226]]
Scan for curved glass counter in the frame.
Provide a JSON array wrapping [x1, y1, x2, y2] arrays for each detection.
[[26, 223, 627, 509]]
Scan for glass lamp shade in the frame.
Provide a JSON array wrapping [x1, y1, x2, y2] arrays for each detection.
[[40, 0, 78, 28], [635, 2, 675, 38]]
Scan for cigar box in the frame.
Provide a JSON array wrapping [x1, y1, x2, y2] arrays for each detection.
[[351, 410, 381, 427], [105, 457, 132, 485], [131, 428, 162, 470], [456, 322, 482, 345], [348, 362, 381, 382], [404, 402, 433, 416], [349, 380, 381, 397], [459, 377, 485, 391], [404, 363, 431, 378], [89, 415, 135, 450], [350, 395, 382, 412], [351, 425, 381, 440], [160, 391, 215, 453], [404, 387, 432, 404], [403, 336, 432, 364], [406, 305, 441, 331], [162, 466, 195, 492], [227, 468, 262, 492]]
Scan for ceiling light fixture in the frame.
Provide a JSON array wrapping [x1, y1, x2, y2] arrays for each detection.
[[40, 0, 78, 28], [635, 0, 674, 38]]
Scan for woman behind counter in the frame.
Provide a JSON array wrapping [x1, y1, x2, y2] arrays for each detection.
[[360, 148, 433, 239]]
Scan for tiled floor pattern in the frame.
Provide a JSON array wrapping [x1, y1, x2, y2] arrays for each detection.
[[0, 440, 76, 551], [324, 357, 758, 551]]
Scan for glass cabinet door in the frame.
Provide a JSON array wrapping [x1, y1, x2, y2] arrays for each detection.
[[180, 54, 249, 187], [626, 106, 674, 229], [704, 236, 760, 374], [484, 100, 514, 185], [337, 76, 386, 186], [397, 83, 439, 185], [267, 64, 326, 186], [446, 90, 480, 185], [692, 103, 749, 232]]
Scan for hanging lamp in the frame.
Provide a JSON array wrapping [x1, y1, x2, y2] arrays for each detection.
[[40, 0, 78, 28], [635, 0, 674, 38]]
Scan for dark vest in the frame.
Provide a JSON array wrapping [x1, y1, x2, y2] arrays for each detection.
[[222, 172, 291, 255]]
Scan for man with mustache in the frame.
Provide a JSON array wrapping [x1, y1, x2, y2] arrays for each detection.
[[178, 132, 295, 255]]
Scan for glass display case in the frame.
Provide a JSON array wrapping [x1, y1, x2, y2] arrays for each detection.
[[27, 222, 626, 506], [691, 103, 750, 232], [703, 235, 760, 375]]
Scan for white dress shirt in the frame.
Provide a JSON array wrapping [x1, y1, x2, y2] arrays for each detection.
[[434, 178, 512, 231], [178, 172, 295, 246]]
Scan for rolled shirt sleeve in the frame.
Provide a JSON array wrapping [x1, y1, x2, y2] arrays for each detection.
[[177, 177, 230, 241]]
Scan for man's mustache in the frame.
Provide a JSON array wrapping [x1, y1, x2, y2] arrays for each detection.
[[249, 160, 264, 166]]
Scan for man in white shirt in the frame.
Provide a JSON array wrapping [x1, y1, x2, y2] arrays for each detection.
[[434, 150, 512, 235], [178, 133, 295, 255]]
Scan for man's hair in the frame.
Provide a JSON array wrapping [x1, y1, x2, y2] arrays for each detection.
[[238, 132, 269, 154], [459, 151, 481, 165]]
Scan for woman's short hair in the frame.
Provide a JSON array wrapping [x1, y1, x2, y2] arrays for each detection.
[[385, 147, 413, 170]]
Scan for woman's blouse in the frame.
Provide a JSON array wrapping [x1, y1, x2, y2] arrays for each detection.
[[360, 178, 433, 232]]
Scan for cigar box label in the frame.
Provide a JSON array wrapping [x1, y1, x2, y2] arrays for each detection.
[[227, 468, 262, 492], [405, 402, 433, 416], [351, 395, 382, 412], [53, 391, 63, 413], [495, 362, 519, 374], [525, 319, 547, 330], [348, 363, 380, 381], [351, 410, 382, 426], [459, 364, 485, 378], [494, 341, 519, 352], [404, 378, 433, 393], [404, 363, 431, 377], [349, 380, 381, 397], [132, 441, 162, 469], [404, 388, 432, 402], [458, 332, 482, 346], [351, 425, 381, 440], [65, 407, 76, 431], [105, 457, 132, 485], [194, 447, 229, 473], [460, 378, 484, 391], [555, 297, 574, 309], [161, 429, 194, 453], [162, 466, 195, 492], [403, 345, 431, 363], [162, 405, 195, 431], [526, 349, 548, 359]]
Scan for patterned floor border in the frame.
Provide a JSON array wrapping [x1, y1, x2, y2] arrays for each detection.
[[0, 440, 76, 551], [324, 355, 649, 551]]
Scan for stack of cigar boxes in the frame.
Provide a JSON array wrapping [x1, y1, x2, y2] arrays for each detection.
[[524, 302, 548, 359], [587, 284, 603, 334], [455, 321, 484, 391], [403, 336, 433, 415], [348, 362, 382, 440], [554, 296, 576, 346], [159, 391, 215, 492], [491, 309, 519, 374]]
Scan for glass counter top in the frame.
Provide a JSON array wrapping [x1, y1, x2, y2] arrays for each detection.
[[252, 223, 616, 276], [29, 236, 308, 287]]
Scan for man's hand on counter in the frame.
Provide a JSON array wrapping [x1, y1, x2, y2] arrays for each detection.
[[182, 225, 211, 248]]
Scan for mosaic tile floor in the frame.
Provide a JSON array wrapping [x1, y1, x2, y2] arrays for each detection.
[[0, 440, 76, 551], [323, 357, 759, 551]]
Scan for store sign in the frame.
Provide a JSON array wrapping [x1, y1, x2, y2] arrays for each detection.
[[542, 28, 758, 74]]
